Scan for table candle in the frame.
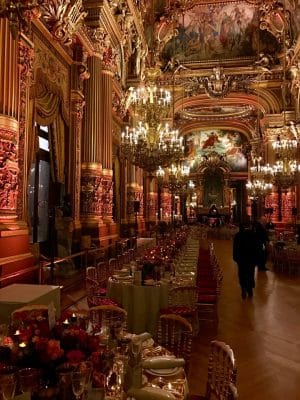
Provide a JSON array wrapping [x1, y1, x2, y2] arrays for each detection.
[[63, 318, 70, 327], [13, 330, 20, 342], [19, 342, 26, 348], [70, 313, 77, 323]]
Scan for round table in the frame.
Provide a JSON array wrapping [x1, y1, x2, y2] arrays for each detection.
[[108, 280, 168, 336]]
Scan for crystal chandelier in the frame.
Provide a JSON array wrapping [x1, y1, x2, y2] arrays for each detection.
[[156, 161, 190, 193], [270, 128, 299, 189], [272, 133, 298, 159], [246, 179, 273, 200], [121, 67, 184, 172], [271, 159, 300, 189], [121, 121, 184, 172], [250, 156, 273, 183], [128, 68, 171, 127]]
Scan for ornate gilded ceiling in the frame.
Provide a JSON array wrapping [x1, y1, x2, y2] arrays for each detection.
[[3, 0, 299, 161]]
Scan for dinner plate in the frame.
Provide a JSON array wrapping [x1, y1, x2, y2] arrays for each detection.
[[112, 274, 132, 280], [145, 367, 182, 377]]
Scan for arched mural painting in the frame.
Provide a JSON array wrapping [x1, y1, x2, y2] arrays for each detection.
[[187, 129, 248, 172]]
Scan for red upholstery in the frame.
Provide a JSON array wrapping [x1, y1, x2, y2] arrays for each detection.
[[87, 297, 119, 308], [197, 294, 217, 303], [94, 287, 108, 296], [160, 305, 197, 316]]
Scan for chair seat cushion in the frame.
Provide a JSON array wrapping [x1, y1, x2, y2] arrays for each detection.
[[197, 287, 217, 295], [160, 305, 197, 316], [88, 297, 119, 308], [197, 294, 217, 303], [94, 287, 108, 296]]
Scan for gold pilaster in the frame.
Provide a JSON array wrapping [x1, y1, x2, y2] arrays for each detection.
[[0, 19, 20, 224]]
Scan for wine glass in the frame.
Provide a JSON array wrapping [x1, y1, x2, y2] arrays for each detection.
[[71, 371, 86, 400], [18, 368, 40, 396], [131, 340, 142, 362], [0, 374, 16, 400]]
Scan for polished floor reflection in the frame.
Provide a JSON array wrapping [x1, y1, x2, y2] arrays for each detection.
[[189, 239, 300, 400]]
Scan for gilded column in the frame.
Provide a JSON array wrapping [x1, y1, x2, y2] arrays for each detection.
[[126, 163, 136, 227], [70, 46, 88, 231], [98, 29, 120, 241], [135, 166, 145, 231], [80, 54, 103, 238], [148, 177, 157, 225], [0, 18, 21, 225], [100, 62, 115, 231]]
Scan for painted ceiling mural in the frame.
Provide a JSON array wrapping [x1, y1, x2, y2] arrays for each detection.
[[187, 129, 248, 172], [162, 1, 278, 62]]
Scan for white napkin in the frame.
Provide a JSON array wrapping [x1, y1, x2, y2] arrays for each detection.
[[127, 387, 176, 400], [142, 357, 185, 370]]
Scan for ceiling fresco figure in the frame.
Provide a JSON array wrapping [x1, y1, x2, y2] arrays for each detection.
[[189, 130, 248, 172], [162, 2, 261, 62]]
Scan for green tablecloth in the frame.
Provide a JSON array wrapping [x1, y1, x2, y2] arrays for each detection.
[[108, 280, 168, 336]]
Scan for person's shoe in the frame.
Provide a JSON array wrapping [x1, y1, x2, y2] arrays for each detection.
[[247, 288, 253, 298]]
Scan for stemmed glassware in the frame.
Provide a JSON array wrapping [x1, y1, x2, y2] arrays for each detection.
[[131, 340, 142, 362], [18, 368, 40, 397], [71, 371, 86, 400], [0, 370, 16, 400]]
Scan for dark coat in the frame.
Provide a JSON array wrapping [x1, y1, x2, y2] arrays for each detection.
[[233, 228, 258, 265]]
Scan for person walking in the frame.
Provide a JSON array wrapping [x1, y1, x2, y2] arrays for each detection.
[[252, 221, 269, 271], [233, 222, 258, 299]]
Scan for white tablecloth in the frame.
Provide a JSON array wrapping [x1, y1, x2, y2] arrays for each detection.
[[0, 283, 61, 323], [108, 280, 168, 336]]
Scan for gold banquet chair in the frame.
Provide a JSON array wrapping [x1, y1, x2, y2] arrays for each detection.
[[190, 340, 237, 400], [89, 305, 127, 331], [157, 314, 193, 371], [160, 285, 199, 335]]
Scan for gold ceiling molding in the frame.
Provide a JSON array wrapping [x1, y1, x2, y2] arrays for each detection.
[[178, 105, 253, 120], [0, 0, 43, 38], [179, 120, 257, 142], [32, 19, 73, 65], [174, 92, 276, 115], [259, 0, 292, 46], [40, 0, 87, 46]]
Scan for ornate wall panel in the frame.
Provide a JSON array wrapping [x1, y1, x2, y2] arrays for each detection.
[[33, 31, 70, 124]]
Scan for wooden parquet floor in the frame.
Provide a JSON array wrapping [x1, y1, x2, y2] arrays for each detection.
[[188, 239, 300, 400]]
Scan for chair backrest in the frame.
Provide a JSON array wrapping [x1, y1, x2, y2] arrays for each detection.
[[205, 340, 237, 400], [86, 266, 97, 280], [108, 258, 119, 275], [89, 305, 127, 330], [96, 261, 109, 281], [168, 286, 198, 307], [157, 314, 193, 370], [228, 383, 239, 400]]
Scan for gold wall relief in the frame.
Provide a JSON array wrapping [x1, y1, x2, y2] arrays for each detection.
[[0, 130, 19, 214], [80, 172, 103, 217], [17, 37, 34, 220]]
